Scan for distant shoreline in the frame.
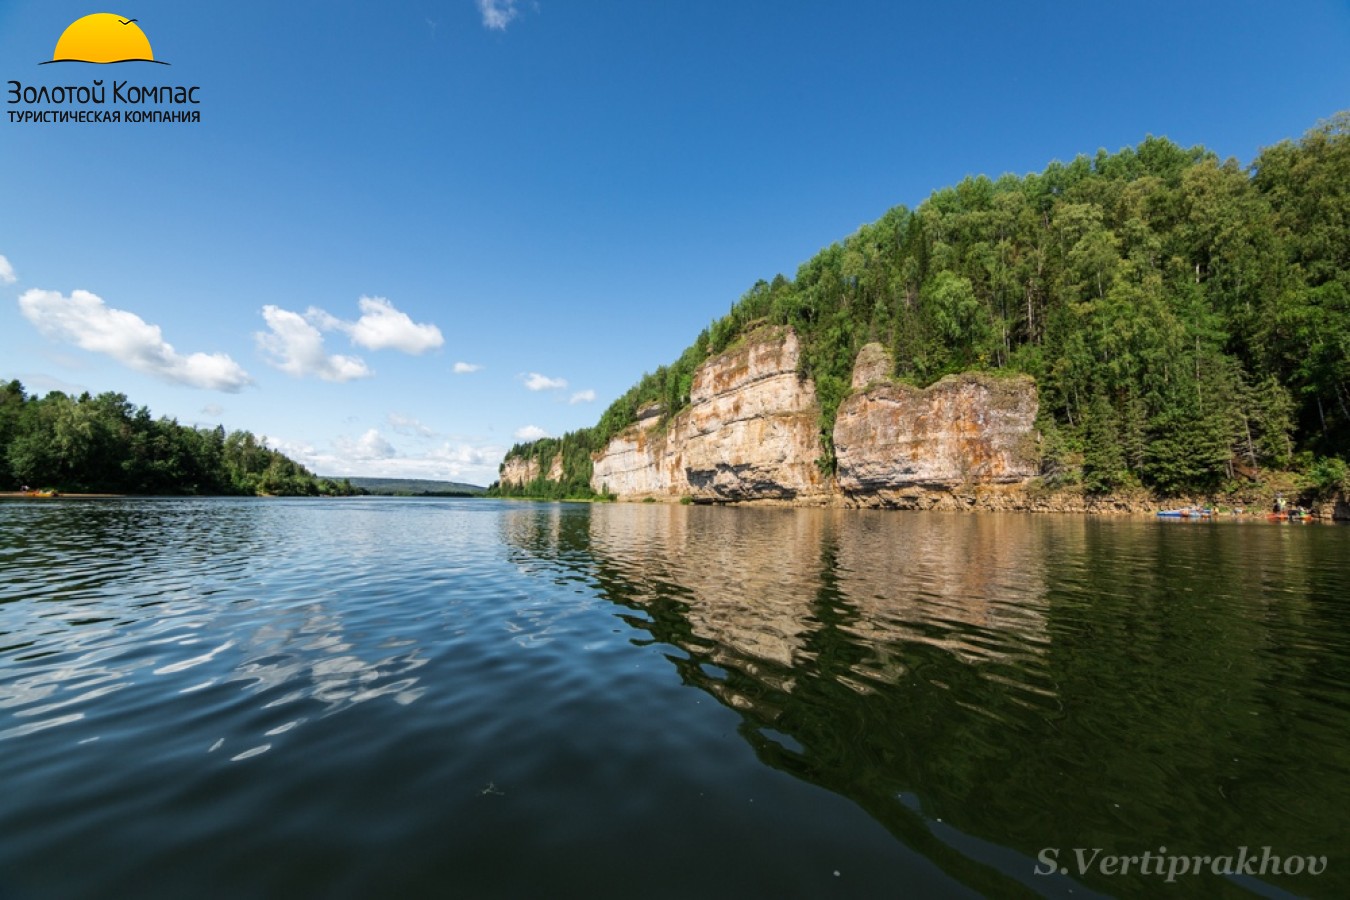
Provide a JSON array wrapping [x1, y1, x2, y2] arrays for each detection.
[[0, 491, 488, 501], [0, 492, 126, 500], [1, 491, 1341, 520], [490, 489, 1349, 520]]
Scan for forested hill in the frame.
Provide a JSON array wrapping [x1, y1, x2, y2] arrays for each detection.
[[0, 381, 357, 496], [498, 112, 1350, 499], [338, 477, 486, 496]]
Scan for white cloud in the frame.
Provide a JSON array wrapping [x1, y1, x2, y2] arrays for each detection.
[[453, 361, 483, 374], [514, 424, 550, 441], [257, 296, 440, 381], [304, 306, 343, 332], [569, 389, 596, 404], [256, 305, 372, 382], [340, 296, 443, 354], [523, 372, 567, 391], [429, 442, 491, 466], [0, 255, 16, 284], [201, 403, 224, 418], [269, 431, 505, 485], [261, 434, 307, 452], [387, 412, 435, 438], [478, 0, 521, 30], [335, 428, 397, 461], [19, 288, 252, 392]]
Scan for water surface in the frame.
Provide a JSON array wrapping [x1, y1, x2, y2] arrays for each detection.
[[1, 499, 1346, 898]]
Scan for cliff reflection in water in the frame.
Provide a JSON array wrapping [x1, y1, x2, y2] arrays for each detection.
[[502, 503, 1349, 899], [578, 504, 1051, 695]]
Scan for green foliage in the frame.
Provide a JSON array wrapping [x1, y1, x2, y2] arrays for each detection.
[[0, 385, 353, 497], [1081, 392, 1129, 493], [504, 114, 1350, 498], [1307, 456, 1349, 497], [490, 428, 603, 499]]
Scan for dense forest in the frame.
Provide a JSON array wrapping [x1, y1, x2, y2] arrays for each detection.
[[496, 113, 1350, 500], [0, 381, 358, 496]]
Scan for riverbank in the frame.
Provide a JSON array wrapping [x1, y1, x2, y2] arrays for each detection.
[[0, 492, 358, 501], [603, 482, 1350, 520], [0, 491, 126, 500]]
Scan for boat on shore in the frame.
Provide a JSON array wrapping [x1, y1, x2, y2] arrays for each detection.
[[1156, 507, 1214, 519], [1267, 510, 1312, 522]]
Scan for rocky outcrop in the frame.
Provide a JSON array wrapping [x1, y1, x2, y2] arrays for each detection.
[[499, 449, 567, 489], [499, 455, 542, 489], [834, 344, 1039, 506], [1312, 492, 1350, 521], [678, 330, 828, 500], [590, 327, 829, 502], [588, 421, 680, 497], [574, 334, 1041, 505], [850, 342, 893, 390], [504, 325, 1335, 514]]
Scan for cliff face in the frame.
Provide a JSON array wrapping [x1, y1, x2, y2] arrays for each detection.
[[586, 419, 679, 497], [590, 328, 829, 501], [834, 344, 1040, 506], [499, 456, 541, 489], [525, 332, 1040, 504], [587, 332, 1038, 504], [499, 451, 567, 489], [677, 329, 828, 500]]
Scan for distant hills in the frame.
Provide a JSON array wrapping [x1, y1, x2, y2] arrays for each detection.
[[331, 476, 487, 496]]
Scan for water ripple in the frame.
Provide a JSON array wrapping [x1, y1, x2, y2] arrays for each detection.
[[1, 499, 1347, 898]]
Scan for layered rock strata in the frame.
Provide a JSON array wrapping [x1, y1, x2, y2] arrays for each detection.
[[834, 344, 1040, 506], [590, 328, 829, 502], [506, 332, 1043, 505], [499, 455, 542, 488]]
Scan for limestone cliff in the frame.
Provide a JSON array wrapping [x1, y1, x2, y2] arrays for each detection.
[[834, 343, 1040, 506], [496, 450, 569, 493], [499, 449, 568, 490], [587, 332, 1039, 504], [503, 331, 1043, 505], [590, 327, 829, 502], [499, 455, 541, 489]]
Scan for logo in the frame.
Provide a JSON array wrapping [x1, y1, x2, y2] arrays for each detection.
[[7, 13, 201, 126], [42, 13, 168, 65]]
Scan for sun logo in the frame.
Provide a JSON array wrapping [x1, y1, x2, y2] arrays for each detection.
[[41, 13, 168, 65]]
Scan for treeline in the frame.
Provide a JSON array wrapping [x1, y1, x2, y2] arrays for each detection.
[[340, 476, 486, 497], [499, 112, 1350, 497], [0, 381, 359, 496], [491, 431, 609, 499]]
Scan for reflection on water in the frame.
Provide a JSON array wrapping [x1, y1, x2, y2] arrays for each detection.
[[543, 505, 1347, 899], [2, 499, 1347, 898], [0, 501, 428, 758]]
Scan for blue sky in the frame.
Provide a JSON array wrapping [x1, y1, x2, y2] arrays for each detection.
[[2, 0, 1348, 485]]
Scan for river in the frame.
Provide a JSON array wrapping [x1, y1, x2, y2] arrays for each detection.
[[1, 498, 1345, 898]]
